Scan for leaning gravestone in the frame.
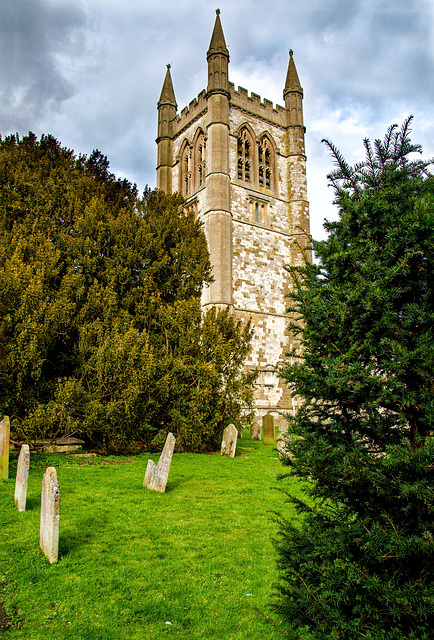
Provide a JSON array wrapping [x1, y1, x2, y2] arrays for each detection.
[[250, 422, 261, 441], [0, 415, 10, 480], [221, 424, 238, 457], [14, 444, 30, 512], [40, 467, 60, 564], [144, 433, 175, 493], [263, 413, 276, 446]]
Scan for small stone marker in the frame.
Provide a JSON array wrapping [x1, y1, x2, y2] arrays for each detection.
[[144, 432, 175, 493], [14, 444, 30, 512], [263, 413, 276, 446], [250, 422, 261, 440], [277, 419, 289, 458], [278, 419, 288, 433], [221, 424, 238, 457], [40, 467, 60, 564], [0, 415, 10, 480], [276, 434, 287, 459]]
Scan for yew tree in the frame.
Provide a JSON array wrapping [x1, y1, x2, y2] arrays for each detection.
[[274, 118, 434, 639], [0, 133, 254, 451]]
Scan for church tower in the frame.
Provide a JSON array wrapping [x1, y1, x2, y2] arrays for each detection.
[[156, 10, 309, 419]]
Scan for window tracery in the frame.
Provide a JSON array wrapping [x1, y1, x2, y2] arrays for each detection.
[[237, 127, 276, 194], [194, 131, 206, 190], [179, 141, 192, 196], [258, 136, 273, 190], [237, 127, 252, 183]]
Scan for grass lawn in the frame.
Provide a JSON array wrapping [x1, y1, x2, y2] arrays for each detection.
[[0, 437, 305, 639]]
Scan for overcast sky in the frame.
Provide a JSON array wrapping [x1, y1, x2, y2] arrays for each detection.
[[2, 0, 433, 240]]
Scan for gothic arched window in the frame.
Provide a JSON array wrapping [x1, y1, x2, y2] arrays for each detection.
[[194, 130, 206, 190], [237, 127, 253, 183], [179, 141, 192, 197], [258, 136, 274, 191], [250, 199, 268, 225]]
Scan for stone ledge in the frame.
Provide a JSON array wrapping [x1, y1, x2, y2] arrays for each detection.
[[31, 437, 85, 453]]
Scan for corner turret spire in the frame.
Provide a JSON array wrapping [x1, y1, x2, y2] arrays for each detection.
[[207, 9, 230, 96], [207, 9, 229, 59], [284, 50, 304, 126], [158, 64, 177, 107], [284, 50, 302, 97], [156, 64, 177, 192]]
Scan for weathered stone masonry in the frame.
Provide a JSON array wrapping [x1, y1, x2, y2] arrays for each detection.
[[156, 10, 309, 417]]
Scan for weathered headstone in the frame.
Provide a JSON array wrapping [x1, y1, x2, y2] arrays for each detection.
[[263, 413, 276, 446], [276, 434, 287, 459], [0, 415, 10, 480], [40, 467, 60, 564], [144, 432, 175, 493], [278, 419, 288, 433], [221, 423, 238, 457], [250, 422, 261, 441], [14, 444, 30, 512]]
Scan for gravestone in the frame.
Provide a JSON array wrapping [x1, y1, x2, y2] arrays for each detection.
[[14, 444, 30, 512], [276, 434, 287, 460], [221, 424, 238, 457], [278, 419, 288, 433], [250, 422, 261, 441], [144, 433, 175, 493], [0, 415, 10, 479], [40, 467, 60, 564], [262, 413, 276, 446]]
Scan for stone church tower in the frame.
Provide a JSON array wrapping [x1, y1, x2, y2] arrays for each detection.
[[156, 10, 309, 418]]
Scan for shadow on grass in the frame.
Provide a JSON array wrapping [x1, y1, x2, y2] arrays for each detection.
[[164, 479, 185, 492], [25, 497, 39, 511], [59, 515, 108, 558]]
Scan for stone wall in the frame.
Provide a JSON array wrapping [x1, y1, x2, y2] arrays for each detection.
[[228, 103, 297, 410]]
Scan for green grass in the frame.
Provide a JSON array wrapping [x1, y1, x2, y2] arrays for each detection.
[[0, 439, 305, 639]]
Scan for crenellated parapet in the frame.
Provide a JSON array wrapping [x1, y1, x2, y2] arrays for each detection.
[[173, 90, 208, 137], [229, 83, 287, 128]]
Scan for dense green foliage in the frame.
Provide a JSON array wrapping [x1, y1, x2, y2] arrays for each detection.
[[274, 118, 434, 639], [0, 133, 254, 451]]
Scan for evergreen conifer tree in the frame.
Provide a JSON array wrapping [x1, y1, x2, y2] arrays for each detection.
[[274, 118, 434, 639], [0, 133, 254, 451]]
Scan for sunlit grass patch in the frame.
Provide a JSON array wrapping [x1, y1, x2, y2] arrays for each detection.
[[1, 440, 304, 639]]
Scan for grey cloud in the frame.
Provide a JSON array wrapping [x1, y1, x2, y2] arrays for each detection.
[[301, 2, 433, 108], [1, 0, 432, 237], [0, 0, 88, 133]]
